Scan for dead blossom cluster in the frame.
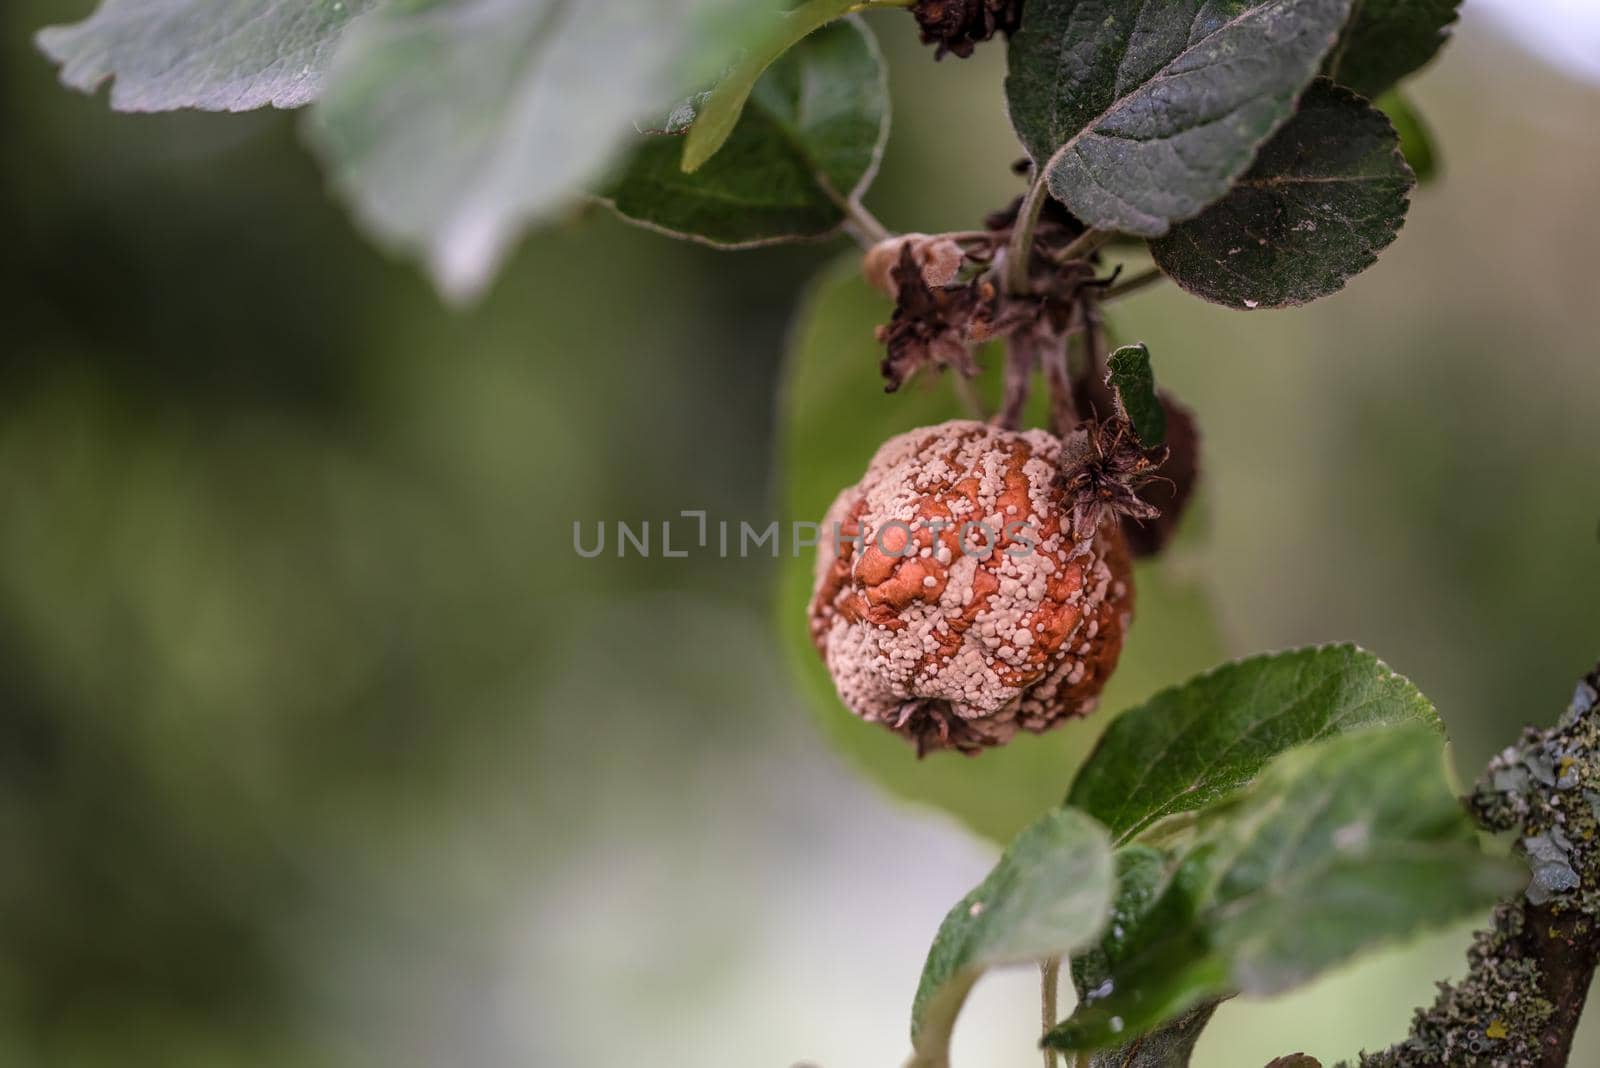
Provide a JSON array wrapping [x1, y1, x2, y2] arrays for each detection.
[[863, 195, 1121, 417], [911, 0, 1024, 59]]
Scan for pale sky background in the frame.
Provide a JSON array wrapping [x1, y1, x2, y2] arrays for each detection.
[[1474, 0, 1600, 83]]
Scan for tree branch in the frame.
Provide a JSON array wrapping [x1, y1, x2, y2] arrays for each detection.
[[1356, 661, 1600, 1068]]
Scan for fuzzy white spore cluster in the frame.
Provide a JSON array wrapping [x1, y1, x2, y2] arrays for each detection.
[[809, 420, 1132, 754]]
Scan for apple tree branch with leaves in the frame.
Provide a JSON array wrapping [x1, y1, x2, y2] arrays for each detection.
[[36, 1, 1600, 1065]]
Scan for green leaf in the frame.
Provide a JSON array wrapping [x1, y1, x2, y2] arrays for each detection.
[[1068, 645, 1439, 845], [776, 259, 1227, 844], [682, 0, 860, 173], [603, 18, 887, 248], [1072, 848, 1223, 1067], [1377, 88, 1439, 183], [1005, 0, 1354, 238], [1107, 344, 1166, 448], [1148, 80, 1414, 310], [36, 0, 378, 111], [909, 808, 1115, 1068], [1082, 1004, 1218, 1067], [306, 0, 754, 302], [1323, 0, 1461, 99], [1047, 726, 1526, 1053]]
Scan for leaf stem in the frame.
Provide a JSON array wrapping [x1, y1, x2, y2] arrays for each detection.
[[1102, 267, 1166, 302], [1071, 298, 1116, 421], [817, 173, 891, 247], [996, 336, 1035, 430], [1059, 228, 1111, 264], [1042, 335, 1079, 437], [1005, 172, 1052, 296], [1041, 957, 1062, 1068], [950, 371, 987, 421], [844, 198, 892, 245], [945, 230, 1003, 245]]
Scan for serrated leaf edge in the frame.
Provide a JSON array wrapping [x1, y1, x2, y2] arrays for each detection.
[[1150, 79, 1417, 310]]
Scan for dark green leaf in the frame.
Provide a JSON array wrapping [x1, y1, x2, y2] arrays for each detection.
[[1005, 0, 1354, 237], [1377, 88, 1439, 183], [36, 0, 378, 111], [1072, 845, 1166, 999], [307, 0, 755, 302], [1082, 1004, 1219, 1068], [682, 0, 859, 172], [1069, 644, 1439, 845], [776, 260, 1226, 844], [1047, 726, 1526, 1052], [1107, 344, 1166, 448], [909, 808, 1115, 1067], [1323, 0, 1461, 99], [604, 19, 887, 247], [1148, 80, 1414, 310]]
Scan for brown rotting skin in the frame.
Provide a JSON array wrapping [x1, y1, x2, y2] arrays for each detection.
[[809, 420, 1133, 756]]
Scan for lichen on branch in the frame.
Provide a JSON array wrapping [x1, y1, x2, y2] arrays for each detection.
[[1355, 664, 1600, 1068]]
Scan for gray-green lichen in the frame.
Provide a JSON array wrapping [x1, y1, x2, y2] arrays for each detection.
[[1355, 903, 1555, 1067], [1474, 674, 1600, 911], [1353, 666, 1600, 1068]]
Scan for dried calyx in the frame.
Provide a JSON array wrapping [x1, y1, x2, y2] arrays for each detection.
[[809, 420, 1139, 755], [911, 0, 1023, 59], [1057, 417, 1166, 538]]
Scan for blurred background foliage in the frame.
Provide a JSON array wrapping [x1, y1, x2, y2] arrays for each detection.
[[2, 2, 1598, 1066]]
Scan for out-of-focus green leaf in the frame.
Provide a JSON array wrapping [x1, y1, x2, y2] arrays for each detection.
[[307, 0, 755, 302], [1047, 726, 1525, 1053], [1068, 645, 1439, 845], [1084, 1004, 1219, 1067], [1324, 0, 1461, 99], [1149, 80, 1414, 310], [681, 0, 858, 173], [604, 18, 886, 247], [36, 0, 379, 111], [1073, 848, 1222, 1068], [776, 259, 1226, 844], [1005, 0, 1352, 237], [1377, 88, 1439, 183], [1107, 344, 1166, 448], [909, 808, 1114, 1068]]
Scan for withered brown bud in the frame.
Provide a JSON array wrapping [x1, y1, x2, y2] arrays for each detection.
[[876, 244, 991, 392], [809, 420, 1134, 756], [863, 234, 965, 298], [912, 0, 1024, 59]]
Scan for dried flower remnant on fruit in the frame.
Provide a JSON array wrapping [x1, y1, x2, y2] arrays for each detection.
[[876, 245, 995, 392], [912, 0, 1023, 59], [808, 420, 1134, 755], [1057, 418, 1165, 542]]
